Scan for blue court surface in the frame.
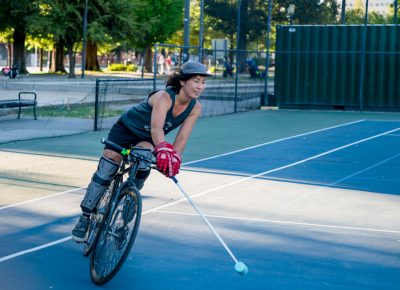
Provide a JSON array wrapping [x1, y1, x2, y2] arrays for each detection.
[[0, 119, 399, 289]]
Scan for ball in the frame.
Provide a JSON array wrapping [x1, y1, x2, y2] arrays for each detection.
[[235, 261, 248, 276]]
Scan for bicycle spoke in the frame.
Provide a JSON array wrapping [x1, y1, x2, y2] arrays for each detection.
[[82, 181, 115, 257], [90, 187, 142, 285]]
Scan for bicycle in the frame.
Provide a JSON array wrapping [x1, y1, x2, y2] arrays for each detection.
[[81, 138, 154, 285]]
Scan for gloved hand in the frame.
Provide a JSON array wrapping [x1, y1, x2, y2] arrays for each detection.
[[171, 150, 182, 176], [155, 142, 182, 177]]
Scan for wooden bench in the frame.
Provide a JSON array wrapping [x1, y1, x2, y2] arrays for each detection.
[[0, 91, 37, 119]]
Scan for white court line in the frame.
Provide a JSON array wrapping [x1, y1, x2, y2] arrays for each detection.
[[0, 237, 71, 263], [0, 149, 98, 161], [0, 187, 85, 211], [155, 210, 400, 235], [0, 119, 364, 211], [1, 124, 399, 263], [268, 151, 400, 214], [183, 119, 365, 165]]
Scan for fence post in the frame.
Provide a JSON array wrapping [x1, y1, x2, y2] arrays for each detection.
[[263, 0, 273, 107], [358, 0, 369, 113], [234, 0, 242, 113], [94, 79, 99, 131], [198, 0, 205, 62], [153, 44, 158, 91], [214, 46, 217, 78]]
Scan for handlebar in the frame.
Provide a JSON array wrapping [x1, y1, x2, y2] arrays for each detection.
[[101, 138, 123, 155], [101, 138, 156, 166], [102, 138, 126, 155]]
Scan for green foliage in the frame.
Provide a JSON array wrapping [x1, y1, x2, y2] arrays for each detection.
[[32, 0, 83, 49], [0, 30, 13, 43], [203, 0, 340, 52], [345, 8, 390, 24], [277, 0, 339, 24], [204, 0, 238, 39], [108, 64, 126, 71], [129, 0, 184, 49], [0, 0, 40, 31], [86, 0, 137, 46], [205, 0, 269, 45], [126, 64, 138, 72], [107, 63, 138, 72]]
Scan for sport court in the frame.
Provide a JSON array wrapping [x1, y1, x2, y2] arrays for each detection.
[[0, 110, 399, 290]]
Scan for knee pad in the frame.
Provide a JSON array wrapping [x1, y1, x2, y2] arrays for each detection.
[[134, 168, 151, 190], [81, 157, 120, 213]]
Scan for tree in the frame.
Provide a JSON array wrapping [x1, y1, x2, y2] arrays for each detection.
[[128, 0, 184, 72], [0, 0, 41, 73], [0, 30, 13, 67], [202, 0, 341, 66], [83, 0, 138, 71], [205, 0, 268, 71], [345, 8, 389, 24], [28, 1, 83, 76], [25, 35, 53, 72], [204, 0, 237, 52], [277, 0, 339, 24]]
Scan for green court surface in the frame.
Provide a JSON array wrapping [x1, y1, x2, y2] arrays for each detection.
[[0, 109, 400, 206], [0, 109, 399, 290]]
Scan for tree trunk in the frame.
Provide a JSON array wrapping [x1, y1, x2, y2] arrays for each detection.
[[115, 48, 122, 63], [6, 42, 12, 67], [144, 46, 153, 73], [50, 39, 67, 73], [229, 36, 235, 65], [66, 43, 76, 78], [39, 48, 44, 72], [140, 49, 145, 78], [48, 50, 52, 72], [13, 27, 28, 74], [86, 41, 100, 71]]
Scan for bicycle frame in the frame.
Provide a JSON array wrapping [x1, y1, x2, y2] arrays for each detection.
[[83, 139, 153, 256], [87, 139, 155, 284]]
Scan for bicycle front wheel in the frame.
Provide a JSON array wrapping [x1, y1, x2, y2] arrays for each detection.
[[82, 178, 118, 257], [90, 185, 142, 285]]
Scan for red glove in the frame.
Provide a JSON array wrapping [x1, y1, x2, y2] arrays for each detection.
[[171, 150, 182, 176], [155, 142, 182, 177]]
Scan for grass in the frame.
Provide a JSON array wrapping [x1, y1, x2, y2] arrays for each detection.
[[36, 103, 124, 119]]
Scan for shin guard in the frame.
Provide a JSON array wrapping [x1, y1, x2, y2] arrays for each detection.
[[80, 156, 120, 214], [134, 168, 151, 190]]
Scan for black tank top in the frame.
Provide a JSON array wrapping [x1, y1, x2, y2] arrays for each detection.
[[120, 88, 196, 139]]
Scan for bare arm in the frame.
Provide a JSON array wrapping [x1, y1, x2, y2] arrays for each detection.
[[173, 101, 202, 154], [149, 91, 172, 146]]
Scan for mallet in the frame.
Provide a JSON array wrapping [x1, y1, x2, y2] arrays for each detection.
[[171, 176, 248, 275]]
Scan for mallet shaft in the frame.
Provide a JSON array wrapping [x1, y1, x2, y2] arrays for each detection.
[[171, 176, 239, 264]]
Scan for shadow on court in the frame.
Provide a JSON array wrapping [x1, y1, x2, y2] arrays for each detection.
[[0, 110, 399, 289]]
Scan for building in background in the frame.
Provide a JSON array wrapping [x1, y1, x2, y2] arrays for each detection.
[[345, 0, 394, 15]]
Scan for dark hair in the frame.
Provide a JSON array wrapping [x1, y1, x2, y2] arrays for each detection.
[[166, 68, 198, 93]]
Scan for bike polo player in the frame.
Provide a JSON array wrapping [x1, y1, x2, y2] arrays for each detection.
[[72, 61, 212, 242]]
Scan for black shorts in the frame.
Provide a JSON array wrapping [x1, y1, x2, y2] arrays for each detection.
[[105, 120, 153, 152]]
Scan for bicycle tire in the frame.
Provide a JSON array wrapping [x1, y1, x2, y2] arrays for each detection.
[[83, 178, 121, 257], [90, 185, 142, 285]]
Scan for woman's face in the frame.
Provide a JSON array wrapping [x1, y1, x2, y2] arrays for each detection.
[[180, 75, 207, 99]]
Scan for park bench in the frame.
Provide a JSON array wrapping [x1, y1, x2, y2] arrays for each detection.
[[0, 91, 37, 119]]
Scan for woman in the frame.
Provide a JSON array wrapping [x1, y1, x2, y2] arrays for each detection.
[[72, 61, 211, 242]]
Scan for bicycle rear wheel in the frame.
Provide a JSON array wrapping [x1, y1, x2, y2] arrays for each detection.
[[90, 185, 142, 285]]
